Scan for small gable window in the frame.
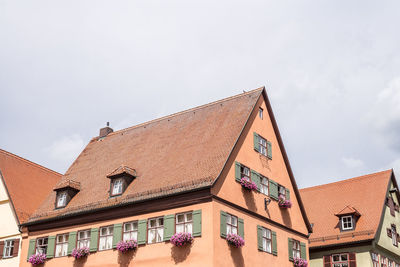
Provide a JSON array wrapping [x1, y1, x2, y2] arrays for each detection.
[[341, 215, 353, 231], [259, 136, 267, 156], [53, 180, 80, 209], [112, 178, 123, 196], [259, 107, 263, 119], [107, 165, 136, 197], [56, 192, 67, 208], [253, 132, 272, 159]]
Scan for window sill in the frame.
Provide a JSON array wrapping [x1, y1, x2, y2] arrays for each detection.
[[1, 256, 14, 259]]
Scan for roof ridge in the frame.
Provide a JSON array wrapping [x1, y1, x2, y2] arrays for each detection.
[[106, 87, 264, 137], [0, 149, 62, 176], [300, 169, 392, 192]]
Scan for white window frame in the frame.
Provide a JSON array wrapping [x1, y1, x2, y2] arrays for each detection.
[[341, 215, 353, 230], [77, 230, 91, 248], [292, 239, 301, 259], [55, 234, 69, 257], [3, 240, 14, 258], [258, 136, 267, 156], [99, 226, 113, 251], [112, 178, 123, 195], [331, 253, 349, 266], [56, 191, 67, 208], [175, 212, 193, 234], [226, 213, 238, 235], [278, 185, 286, 200], [147, 217, 164, 244], [261, 227, 272, 253], [372, 252, 379, 267], [36, 237, 48, 254], [123, 221, 138, 241], [240, 165, 250, 181], [260, 176, 269, 196], [259, 107, 263, 119]]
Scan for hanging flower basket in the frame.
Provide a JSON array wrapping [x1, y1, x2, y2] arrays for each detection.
[[116, 240, 138, 253], [170, 232, 194, 247], [28, 253, 46, 265], [71, 247, 90, 259], [278, 196, 292, 208], [240, 177, 258, 191], [226, 233, 245, 248], [294, 258, 308, 267]]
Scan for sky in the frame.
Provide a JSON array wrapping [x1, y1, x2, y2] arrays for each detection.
[[1, 0, 400, 188]]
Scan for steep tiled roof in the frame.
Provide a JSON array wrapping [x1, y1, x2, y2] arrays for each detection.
[[28, 88, 264, 222], [300, 170, 393, 248], [53, 179, 81, 191], [107, 165, 136, 178], [0, 149, 61, 223]]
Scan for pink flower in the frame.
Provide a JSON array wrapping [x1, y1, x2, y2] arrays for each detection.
[[170, 232, 193, 247], [28, 253, 46, 265], [71, 247, 89, 259], [240, 177, 258, 191], [116, 240, 137, 253], [226, 233, 245, 248], [293, 257, 308, 267], [278, 195, 292, 208]]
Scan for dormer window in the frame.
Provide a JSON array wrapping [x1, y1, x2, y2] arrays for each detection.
[[56, 192, 67, 208], [53, 179, 81, 209], [341, 215, 353, 230], [107, 165, 136, 197], [111, 178, 123, 196], [335, 205, 360, 232]]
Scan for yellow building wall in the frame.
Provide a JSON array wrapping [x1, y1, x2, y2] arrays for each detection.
[[309, 245, 373, 267]]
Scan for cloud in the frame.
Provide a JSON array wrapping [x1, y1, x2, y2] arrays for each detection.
[[45, 134, 85, 163], [341, 157, 365, 169]]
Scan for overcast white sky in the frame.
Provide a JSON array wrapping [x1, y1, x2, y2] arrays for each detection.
[[1, 0, 400, 188]]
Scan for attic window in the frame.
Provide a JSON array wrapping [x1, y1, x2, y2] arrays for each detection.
[[53, 180, 80, 209], [259, 108, 263, 119], [56, 192, 67, 208], [341, 215, 353, 231], [107, 165, 136, 197], [111, 178, 123, 196]]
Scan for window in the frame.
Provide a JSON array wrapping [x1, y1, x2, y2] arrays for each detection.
[[3, 240, 14, 258], [389, 261, 394, 267], [259, 108, 263, 119], [226, 214, 238, 235], [332, 253, 349, 267], [392, 224, 398, 246], [123, 221, 138, 241], [292, 240, 301, 259], [260, 176, 269, 195], [341, 215, 353, 231], [77, 230, 91, 248], [381, 256, 388, 267], [36, 237, 48, 254], [55, 234, 69, 257], [261, 227, 272, 253], [278, 185, 286, 200], [99, 226, 113, 250], [111, 178, 123, 196], [56, 192, 67, 208], [176, 212, 193, 234], [240, 165, 250, 181], [258, 136, 267, 156], [148, 217, 164, 244], [372, 252, 379, 267]]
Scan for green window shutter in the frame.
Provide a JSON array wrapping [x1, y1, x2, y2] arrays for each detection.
[[192, 210, 202, 237], [89, 228, 99, 252], [251, 170, 261, 192], [137, 219, 147, 245], [300, 242, 307, 259], [163, 214, 175, 241], [235, 162, 241, 182], [238, 218, 244, 238], [257, 226, 263, 251], [112, 223, 122, 248], [46, 236, 56, 258], [27, 239, 36, 260], [267, 141, 272, 159], [220, 211, 227, 238], [288, 238, 293, 261], [272, 231, 277, 256], [269, 180, 278, 200], [286, 188, 290, 200], [253, 132, 260, 152], [67, 231, 77, 255]]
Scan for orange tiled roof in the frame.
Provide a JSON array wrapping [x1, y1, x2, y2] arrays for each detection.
[[106, 165, 136, 178], [53, 179, 81, 191], [0, 149, 61, 223], [28, 88, 264, 222], [300, 170, 393, 248]]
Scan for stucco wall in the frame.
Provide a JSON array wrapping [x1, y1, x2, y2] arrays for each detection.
[[309, 245, 373, 267]]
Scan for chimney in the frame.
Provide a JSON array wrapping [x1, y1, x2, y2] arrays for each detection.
[[99, 122, 113, 138]]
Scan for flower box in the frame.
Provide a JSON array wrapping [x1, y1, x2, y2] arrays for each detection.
[[240, 177, 258, 191], [226, 233, 245, 248], [116, 240, 138, 253], [170, 232, 194, 247], [28, 253, 46, 265], [278, 196, 292, 208], [294, 257, 308, 267], [71, 247, 90, 259]]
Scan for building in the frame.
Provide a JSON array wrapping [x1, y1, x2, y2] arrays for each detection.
[[21, 87, 312, 266], [301, 170, 400, 267], [0, 149, 61, 267]]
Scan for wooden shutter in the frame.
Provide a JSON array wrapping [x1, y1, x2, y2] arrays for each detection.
[[235, 162, 241, 182], [323, 255, 331, 267], [192, 210, 202, 237], [269, 180, 278, 200], [27, 239, 36, 260], [220, 211, 227, 238], [387, 228, 392, 237], [286, 188, 290, 200], [288, 238, 293, 261], [253, 132, 260, 152], [46, 236, 56, 258], [349, 252, 357, 267], [257, 226, 263, 251], [238, 218, 244, 238], [12, 239, 19, 257], [137, 219, 147, 245], [251, 170, 261, 192], [388, 197, 395, 216], [0, 241, 4, 259], [67, 231, 77, 255], [163, 214, 175, 241], [267, 141, 272, 159], [112, 223, 122, 248], [271, 231, 277, 256], [89, 228, 99, 252], [300, 242, 306, 259]]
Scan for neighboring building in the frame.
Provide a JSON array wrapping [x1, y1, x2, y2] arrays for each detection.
[[21, 88, 312, 266], [301, 170, 400, 267], [0, 149, 61, 267]]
